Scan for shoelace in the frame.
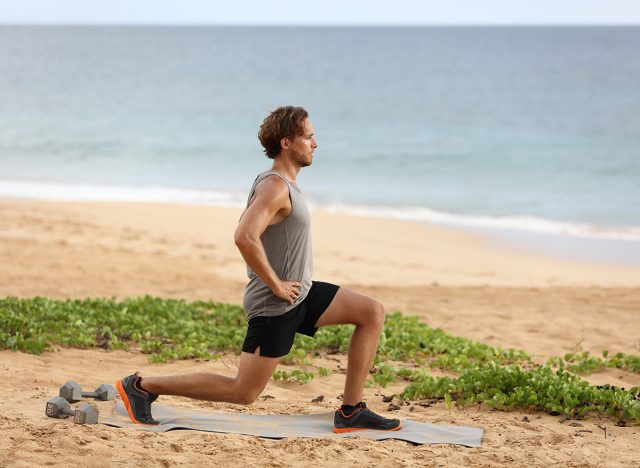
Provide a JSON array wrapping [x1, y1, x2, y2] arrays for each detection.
[[360, 406, 377, 418], [359, 405, 393, 422]]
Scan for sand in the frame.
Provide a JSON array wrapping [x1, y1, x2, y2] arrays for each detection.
[[1, 199, 639, 467]]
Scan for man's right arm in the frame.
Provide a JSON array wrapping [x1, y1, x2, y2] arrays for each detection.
[[234, 177, 301, 305]]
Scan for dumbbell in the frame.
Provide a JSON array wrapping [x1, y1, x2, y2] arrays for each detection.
[[59, 381, 116, 403], [45, 396, 99, 424]]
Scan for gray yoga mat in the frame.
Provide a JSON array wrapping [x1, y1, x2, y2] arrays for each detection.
[[102, 401, 483, 447]]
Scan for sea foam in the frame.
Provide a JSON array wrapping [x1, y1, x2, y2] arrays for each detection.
[[321, 204, 640, 242], [2, 179, 639, 242], [0, 179, 246, 207]]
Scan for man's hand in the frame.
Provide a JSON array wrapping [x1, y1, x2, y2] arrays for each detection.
[[273, 280, 302, 305]]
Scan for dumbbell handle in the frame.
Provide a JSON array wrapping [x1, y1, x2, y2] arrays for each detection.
[[61, 406, 87, 423], [45, 401, 74, 419], [82, 390, 100, 398]]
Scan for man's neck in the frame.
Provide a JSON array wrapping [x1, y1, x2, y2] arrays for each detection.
[[271, 159, 300, 183]]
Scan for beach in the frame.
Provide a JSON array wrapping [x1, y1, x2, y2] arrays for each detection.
[[1, 199, 639, 467]]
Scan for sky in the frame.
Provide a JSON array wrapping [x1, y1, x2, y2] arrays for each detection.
[[1, 0, 639, 26]]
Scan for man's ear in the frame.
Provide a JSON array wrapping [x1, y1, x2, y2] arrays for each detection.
[[280, 137, 290, 150]]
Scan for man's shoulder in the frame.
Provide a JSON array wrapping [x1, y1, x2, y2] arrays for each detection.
[[253, 173, 290, 203], [255, 172, 289, 192]]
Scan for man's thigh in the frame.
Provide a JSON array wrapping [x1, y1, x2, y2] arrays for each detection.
[[313, 287, 383, 328], [236, 347, 280, 393]]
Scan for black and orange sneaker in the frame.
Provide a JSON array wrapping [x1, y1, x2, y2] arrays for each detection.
[[115, 371, 160, 425], [333, 402, 401, 433]]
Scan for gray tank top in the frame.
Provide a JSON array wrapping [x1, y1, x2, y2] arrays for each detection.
[[242, 170, 313, 320]]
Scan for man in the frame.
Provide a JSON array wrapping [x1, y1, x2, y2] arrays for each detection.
[[116, 106, 401, 433]]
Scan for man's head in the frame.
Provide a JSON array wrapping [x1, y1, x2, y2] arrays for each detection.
[[258, 106, 315, 163]]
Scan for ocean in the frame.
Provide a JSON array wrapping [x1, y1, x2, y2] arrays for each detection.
[[1, 26, 639, 261]]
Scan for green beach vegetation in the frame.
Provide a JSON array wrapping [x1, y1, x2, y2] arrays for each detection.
[[1, 296, 638, 423]]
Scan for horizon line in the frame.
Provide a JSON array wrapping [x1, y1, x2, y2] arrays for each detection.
[[2, 22, 640, 27]]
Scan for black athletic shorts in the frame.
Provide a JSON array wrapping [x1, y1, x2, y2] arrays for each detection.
[[241, 281, 340, 358]]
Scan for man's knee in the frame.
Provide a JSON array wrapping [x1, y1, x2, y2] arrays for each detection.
[[358, 300, 385, 330], [234, 387, 261, 405], [372, 300, 386, 329], [232, 373, 267, 405]]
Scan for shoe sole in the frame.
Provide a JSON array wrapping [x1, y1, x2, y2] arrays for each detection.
[[333, 423, 402, 433], [115, 379, 158, 426]]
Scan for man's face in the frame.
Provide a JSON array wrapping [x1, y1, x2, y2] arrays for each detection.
[[288, 118, 318, 168]]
